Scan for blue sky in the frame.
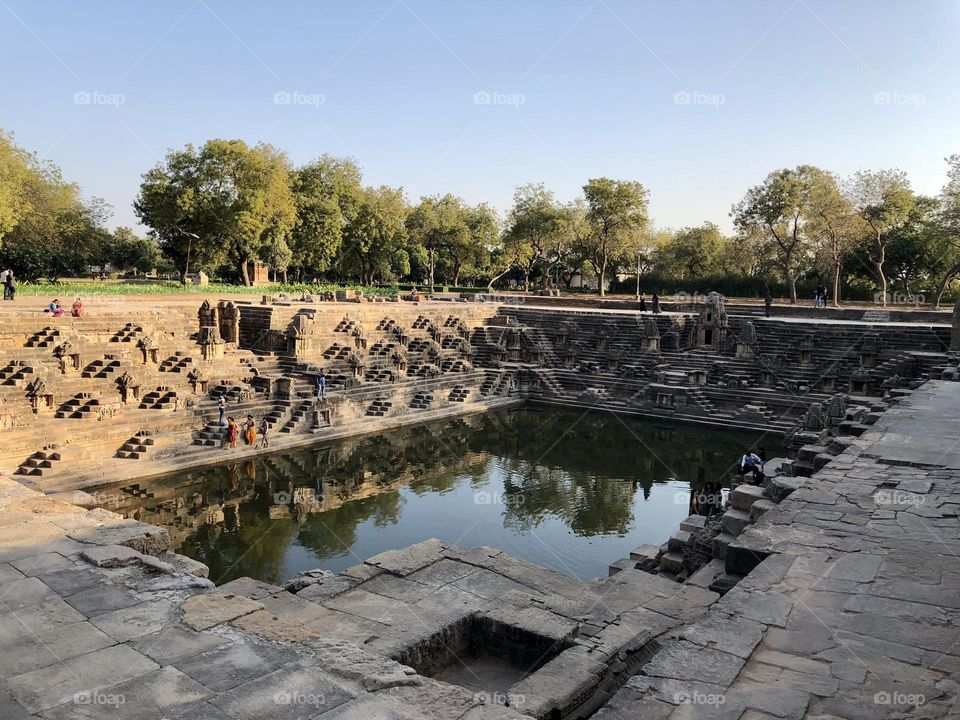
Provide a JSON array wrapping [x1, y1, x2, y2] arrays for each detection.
[[2, 0, 958, 232]]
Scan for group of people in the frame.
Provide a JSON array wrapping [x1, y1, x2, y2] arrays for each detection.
[[1, 268, 15, 300], [219, 402, 269, 450], [813, 285, 829, 308], [637, 293, 661, 314], [45, 298, 85, 317]]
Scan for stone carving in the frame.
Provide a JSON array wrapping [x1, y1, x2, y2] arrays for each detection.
[[802, 402, 826, 431], [116, 371, 139, 403], [217, 300, 239, 344], [137, 335, 159, 364], [736, 321, 757, 358], [25, 377, 47, 398], [692, 292, 728, 350]]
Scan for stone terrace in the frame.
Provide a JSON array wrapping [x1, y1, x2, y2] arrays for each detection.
[[596, 381, 960, 719], [0, 477, 717, 719]]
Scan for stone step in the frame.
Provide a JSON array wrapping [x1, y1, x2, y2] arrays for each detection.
[[607, 558, 636, 576], [712, 531, 737, 561], [721, 508, 752, 537], [659, 551, 684, 574], [667, 530, 691, 552], [679, 515, 707, 533], [729, 483, 765, 511], [685, 558, 725, 589], [750, 498, 777, 522]]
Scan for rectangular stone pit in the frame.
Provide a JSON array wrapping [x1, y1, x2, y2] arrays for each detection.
[[394, 612, 575, 701]]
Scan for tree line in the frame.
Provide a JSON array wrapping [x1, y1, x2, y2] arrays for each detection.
[[1, 129, 958, 305]]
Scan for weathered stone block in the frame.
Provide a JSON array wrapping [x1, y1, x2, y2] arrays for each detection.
[[181, 592, 264, 631], [721, 508, 752, 537], [667, 530, 691, 552], [729, 484, 765, 511]]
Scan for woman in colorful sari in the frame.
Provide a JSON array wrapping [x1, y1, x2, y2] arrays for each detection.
[[226, 417, 239, 448], [71, 297, 85, 317], [244, 414, 257, 445]]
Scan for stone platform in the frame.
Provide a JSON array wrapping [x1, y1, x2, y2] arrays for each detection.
[[598, 381, 960, 719], [0, 475, 716, 719]]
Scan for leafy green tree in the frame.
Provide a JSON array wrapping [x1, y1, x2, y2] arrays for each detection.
[[803, 168, 856, 306], [654, 223, 724, 279], [135, 139, 296, 285], [845, 169, 916, 306], [732, 166, 821, 303], [503, 183, 562, 291], [882, 196, 938, 298], [406, 194, 475, 290], [109, 227, 160, 275], [341, 185, 408, 285], [580, 178, 649, 296], [451, 202, 497, 286], [289, 155, 363, 280], [0, 130, 34, 244], [931, 155, 960, 306]]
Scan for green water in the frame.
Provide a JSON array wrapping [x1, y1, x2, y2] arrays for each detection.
[[93, 408, 777, 585]]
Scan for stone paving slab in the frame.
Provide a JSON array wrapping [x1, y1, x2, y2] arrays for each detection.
[[6, 644, 160, 713], [599, 381, 960, 719]]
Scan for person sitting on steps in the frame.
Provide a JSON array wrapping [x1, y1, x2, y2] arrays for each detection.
[[738, 450, 765, 485]]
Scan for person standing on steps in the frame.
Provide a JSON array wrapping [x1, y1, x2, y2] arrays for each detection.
[[217, 396, 226, 426], [258, 418, 269, 448], [316, 369, 326, 400], [638, 294, 647, 312], [764, 292, 773, 318], [651, 293, 660, 314], [244, 414, 257, 445], [2, 268, 14, 300], [225, 417, 239, 448]]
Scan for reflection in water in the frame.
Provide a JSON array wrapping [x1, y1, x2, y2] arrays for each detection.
[[90, 408, 778, 584]]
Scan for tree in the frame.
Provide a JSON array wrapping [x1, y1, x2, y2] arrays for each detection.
[[503, 183, 561, 291], [135, 139, 296, 285], [931, 155, 960, 307], [655, 223, 724, 279], [845, 169, 916, 307], [341, 185, 408, 285], [289, 155, 363, 280], [580, 178, 649, 297], [0, 130, 34, 244], [451, 203, 497, 286], [732, 166, 819, 303], [109, 227, 160, 276], [804, 168, 856, 307], [406, 194, 470, 291]]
